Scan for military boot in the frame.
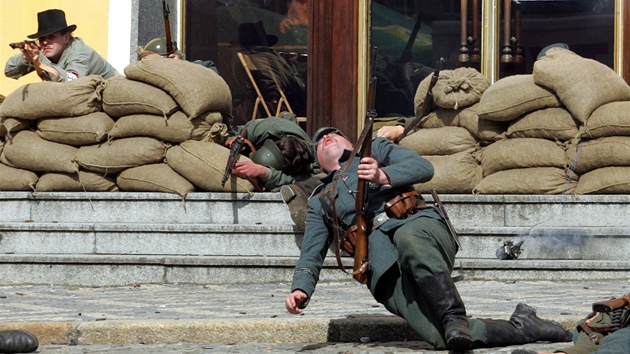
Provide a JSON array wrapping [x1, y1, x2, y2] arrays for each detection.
[[280, 176, 322, 230], [480, 303, 572, 348], [419, 272, 473, 351], [0, 330, 38, 353]]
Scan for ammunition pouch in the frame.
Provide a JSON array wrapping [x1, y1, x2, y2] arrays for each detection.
[[341, 190, 426, 256], [578, 306, 630, 344]]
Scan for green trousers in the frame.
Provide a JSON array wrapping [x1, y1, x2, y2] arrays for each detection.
[[376, 217, 487, 350]]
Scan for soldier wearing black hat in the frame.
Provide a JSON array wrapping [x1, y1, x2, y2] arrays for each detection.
[[5, 9, 119, 82]]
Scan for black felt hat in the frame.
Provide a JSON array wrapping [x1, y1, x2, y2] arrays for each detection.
[[238, 21, 278, 47], [28, 9, 77, 39]]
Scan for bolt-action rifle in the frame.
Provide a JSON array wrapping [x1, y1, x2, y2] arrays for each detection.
[[9, 40, 36, 50], [395, 57, 446, 144], [162, 0, 176, 56], [351, 46, 379, 284]]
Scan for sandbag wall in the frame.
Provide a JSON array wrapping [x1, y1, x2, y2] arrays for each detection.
[[0, 54, 256, 197], [405, 47, 630, 194]]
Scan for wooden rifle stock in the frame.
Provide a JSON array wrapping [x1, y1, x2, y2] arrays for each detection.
[[162, 0, 175, 55], [9, 40, 36, 50], [395, 58, 445, 144], [592, 293, 630, 313], [352, 47, 379, 284]]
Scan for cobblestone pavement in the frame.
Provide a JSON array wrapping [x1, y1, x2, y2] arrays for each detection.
[[0, 279, 628, 353]]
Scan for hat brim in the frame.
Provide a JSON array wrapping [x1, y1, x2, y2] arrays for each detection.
[[28, 24, 76, 39]]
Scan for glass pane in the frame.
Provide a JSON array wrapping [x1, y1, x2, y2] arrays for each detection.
[[214, 0, 308, 126], [500, 0, 615, 78]]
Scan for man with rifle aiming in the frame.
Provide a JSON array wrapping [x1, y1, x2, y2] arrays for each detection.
[[5, 9, 119, 82]]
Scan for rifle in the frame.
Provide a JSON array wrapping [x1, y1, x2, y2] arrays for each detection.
[[395, 57, 446, 144], [162, 0, 176, 55], [352, 46, 379, 284], [9, 40, 36, 50], [593, 293, 630, 313]]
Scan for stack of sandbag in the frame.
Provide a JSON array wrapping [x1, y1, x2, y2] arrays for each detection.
[[473, 73, 579, 194], [532, 48, 630, 194], [405, 67, 486, 194], [0, 55, 256, 196]]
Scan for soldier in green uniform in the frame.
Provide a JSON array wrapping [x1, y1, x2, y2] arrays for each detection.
[[0, 329, 38, 353], [5, 9, 119, 82], [226, 114, 318, 192], [285, 127, 571, 351]]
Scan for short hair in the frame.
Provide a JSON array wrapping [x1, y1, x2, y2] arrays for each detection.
[[276, 136, 312, 175]]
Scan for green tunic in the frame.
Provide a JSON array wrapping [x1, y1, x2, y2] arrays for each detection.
[[289, 137, 489, 349], [5, 37, 119, 81], [238, 116, 317, 191]]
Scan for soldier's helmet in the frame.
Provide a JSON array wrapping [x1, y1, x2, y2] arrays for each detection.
[[143, 37, 185, 59], [251, 139, 284, 171]]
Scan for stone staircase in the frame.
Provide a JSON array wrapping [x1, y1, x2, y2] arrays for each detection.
[[0, 192, 628, 286]]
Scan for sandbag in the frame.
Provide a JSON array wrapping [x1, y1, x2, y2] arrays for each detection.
[[124, 54, 232, 118], [582, 101, 630, 139], [102, 76, 179, 117], [0, 117, 34, 142], [165, 140, 255, 192], [36, 112, 115, 146], [75, 137, 168, 174], [456, 103, 508, 143], [0, 75, 104, 119], [507, 107, 579, 141], [480, 138, 567, 176], [433, 67, 490, 110], [473, 167, 577, 194], [414, 152, 482, 194], [108, 111, 212, 143], [0, 130, 78, 173], [533, 47, 630, 123], [35, 171, 118, 192], [477, 74, 561, 122], [576, 167, 630, 194], [117, 163, 196, 198], [400, 126, 478, 156], [0, 163, 38, 191], [567, 136, 630, 175]]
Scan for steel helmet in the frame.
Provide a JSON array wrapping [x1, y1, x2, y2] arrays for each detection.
[[251, 139, 284, 171], [144, 37, 185, 58]]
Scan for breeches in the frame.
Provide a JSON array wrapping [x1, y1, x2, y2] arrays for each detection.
[[377, 217, 487, 349]]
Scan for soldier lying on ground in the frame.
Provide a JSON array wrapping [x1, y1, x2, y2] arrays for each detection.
[[285, 126, 572, 351]]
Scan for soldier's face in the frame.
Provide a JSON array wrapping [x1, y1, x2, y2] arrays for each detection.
[[38, 32, 70, 62], [316, 132, 353, 173]]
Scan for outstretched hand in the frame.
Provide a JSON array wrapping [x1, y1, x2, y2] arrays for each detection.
[[285, 290, 308, 314]]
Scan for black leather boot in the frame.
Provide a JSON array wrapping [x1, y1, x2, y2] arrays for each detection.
[[418, 272, 473, 351], [0, 330, 39, 353], [280, 175, 322, 230], [481, 303, 572, 348]]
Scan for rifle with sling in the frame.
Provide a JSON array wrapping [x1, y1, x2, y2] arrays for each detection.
[[162, 0, 176, 56], [395, 57, 445, 144], [352, 46, 379, 284]]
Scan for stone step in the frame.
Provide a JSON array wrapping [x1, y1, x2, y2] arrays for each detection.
[[4, 192, 630, 227], [1, 222, 628, 260], [0, 254, 627, 286]]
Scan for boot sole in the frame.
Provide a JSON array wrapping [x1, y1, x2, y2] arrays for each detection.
[[447, 335, 473, 351]]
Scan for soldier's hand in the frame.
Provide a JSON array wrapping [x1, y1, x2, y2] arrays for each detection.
[[21, 42, 40, 64], [358, 157, 390, 185], [376, 125, 404, 142], [234, 161, 268, 179], [285, 290, 308, 314]]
